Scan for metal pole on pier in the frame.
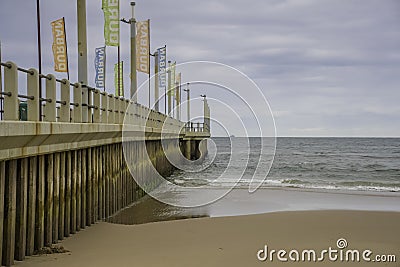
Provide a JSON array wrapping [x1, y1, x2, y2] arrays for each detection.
[[77, 0, 89, 122], [0, 40, 2, 120], [130, 2, 137, 101], [184, 83, 190, 122], [36, 0, 43, 120]]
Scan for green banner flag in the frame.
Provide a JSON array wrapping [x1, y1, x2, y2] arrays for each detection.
[[168, 62, 176, 97], [175, 72, 181, 102], [114, 61, 123, 96], [102, 0, 119, 46]]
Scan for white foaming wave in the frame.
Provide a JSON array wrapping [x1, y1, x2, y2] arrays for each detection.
[[204, 178, 400, 193]]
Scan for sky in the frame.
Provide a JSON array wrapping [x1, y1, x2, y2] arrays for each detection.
[[0, 0, 399, 137]]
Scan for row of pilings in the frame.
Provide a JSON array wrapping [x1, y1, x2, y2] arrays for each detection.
[[0, 139, 191, 266]]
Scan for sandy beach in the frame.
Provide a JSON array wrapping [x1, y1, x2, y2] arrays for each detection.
[[16, 210, 400, 267], [16, 189, 400, 267]]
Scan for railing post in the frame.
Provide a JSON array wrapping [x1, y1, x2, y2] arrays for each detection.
[[114, 96, 119, 124], [119, 98, 124, 124], [3, 61, 18, 121], [124, 99, 129, 124], [87, 87, 93, 123], [129, 100, 134, 125], [115, 97, 120, 124], [27, 68, 40, 121], [93, 89, 100, 123], [137, 105, 141, 126], [73, 83, 82, 123], [44, 74, 56, 122], [59, 79, 70, 122], [108, 94, 115, 124], [101, 92, 108, 124], [82, 86, 89, 123]]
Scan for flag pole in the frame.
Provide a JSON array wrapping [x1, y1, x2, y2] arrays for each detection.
[[118, 45, 120, 96], [63, 17, 70, 81], [0, 40, 3, 120], [179, 77, 182, 121], [184, 83, 190, 122], [148, 19, 151, 108], [36, 0, 43, 120], [130, 2, 137, 101], [77, 0, 89, 122]]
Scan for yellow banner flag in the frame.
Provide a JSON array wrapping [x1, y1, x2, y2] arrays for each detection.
[[51, 18, 68, 72], [136, 20, 150, 74], [175, 72, 181, 102]]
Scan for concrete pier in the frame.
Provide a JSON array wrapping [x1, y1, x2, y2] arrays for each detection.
[[0, 61, 210, 266]]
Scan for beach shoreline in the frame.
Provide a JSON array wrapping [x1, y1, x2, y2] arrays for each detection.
[[109, 187, 400, 225], [17, 209, 400, 267]]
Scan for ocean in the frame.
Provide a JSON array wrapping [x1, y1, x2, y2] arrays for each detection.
[[168, 137, 400, 192], [110, 137, 400, 224]]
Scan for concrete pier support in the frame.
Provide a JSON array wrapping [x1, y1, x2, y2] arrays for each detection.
[[185, 140, 192, 160]]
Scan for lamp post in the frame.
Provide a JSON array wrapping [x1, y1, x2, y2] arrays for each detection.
[[183, 83, 190, 123], [36, 0, 42, 120], [77, 0, 88, 121], [130, 2, 137, 101], [200, 94, 207, 131]]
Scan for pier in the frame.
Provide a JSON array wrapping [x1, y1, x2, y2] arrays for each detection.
[[0, 60, 210, 266]]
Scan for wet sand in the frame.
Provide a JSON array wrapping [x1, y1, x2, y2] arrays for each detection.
[[109, 187, 400, 224], [17, 210, 400, 267], [17, 188, 400, 267]]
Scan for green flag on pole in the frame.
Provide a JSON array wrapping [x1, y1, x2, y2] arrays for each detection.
[[168, 62, 176, 97], [102, 0, 119, 46]]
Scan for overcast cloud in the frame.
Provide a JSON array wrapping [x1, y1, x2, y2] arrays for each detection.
[[0, 0, 399, 136]]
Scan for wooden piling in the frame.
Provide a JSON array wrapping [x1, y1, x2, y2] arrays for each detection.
[[84, 148, 93, 225], [52, 153, 60, 243], [35, 155, 45, 250], [2, 160, 17, 266], [86, 148, 92, 225], [105, 146, 110, 218], [81, 149, 86, 228], [92, 147, 98, 221], [98, 147, 103, 220], [44, 154, 53, 247], [59, 152, 65, 240], [95, 147, 99, 220], [101, 146, 106, 219], [113, 145, 117, 214], [65, 151, 72, 237], [26, 157, 37, 255], [0, 161, 5, 263], [15, 158, 28, 260], [71, 151, 77, 234], [76, 150, 81, 231]]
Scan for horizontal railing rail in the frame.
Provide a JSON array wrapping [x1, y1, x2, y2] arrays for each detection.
[[0, 61, 184, 129], [185, 121, 209, 133]]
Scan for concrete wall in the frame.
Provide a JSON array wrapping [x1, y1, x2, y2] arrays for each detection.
[[0, 137, 198, 266]]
